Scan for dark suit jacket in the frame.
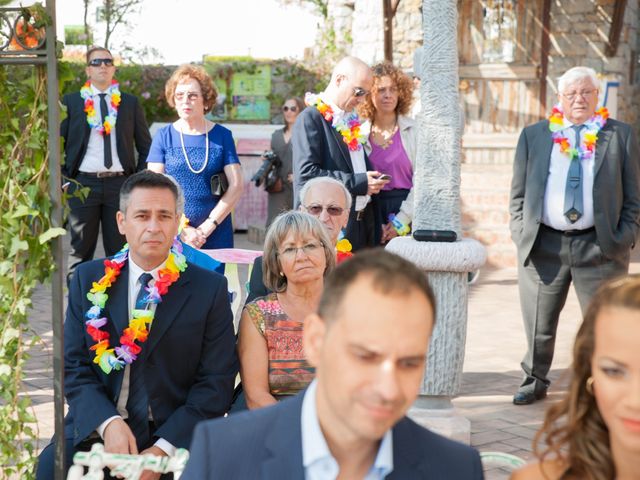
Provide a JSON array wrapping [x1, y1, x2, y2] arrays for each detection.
[[60, 91, 151, 178], [509, 118, 640, 264], [63, 258, 239, 449], [182, 392, 484, 479], [292, 106, 371, 208]]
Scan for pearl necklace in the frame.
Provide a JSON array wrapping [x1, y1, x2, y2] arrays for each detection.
[[179, 118, 209, 174]]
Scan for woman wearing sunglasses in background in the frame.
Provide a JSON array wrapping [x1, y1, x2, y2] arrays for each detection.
[[359, 62, 417, 244], [266, 97, 306, 227], [147, 65, 243, 269]]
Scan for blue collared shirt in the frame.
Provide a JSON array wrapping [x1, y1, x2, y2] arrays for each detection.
[[301, 380, 393, 480]]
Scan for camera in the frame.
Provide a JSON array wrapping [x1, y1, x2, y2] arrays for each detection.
[[251, 151, 281, 188]]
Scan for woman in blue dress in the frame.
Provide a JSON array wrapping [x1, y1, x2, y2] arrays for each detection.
[[147, 64, 243, 256]]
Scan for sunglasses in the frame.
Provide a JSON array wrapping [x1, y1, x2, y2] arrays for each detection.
[[282, 105, 298, 112], [353, 87, 369, 97], [88, 58, 114, 67], [305, 204, 345, 217]]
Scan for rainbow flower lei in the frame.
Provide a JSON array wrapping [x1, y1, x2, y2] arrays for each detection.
[[548, 104, 609, 161], [85, 239, 187, 374], [305, 93, 367, 152], [336, 238, 353, 264], [80, 79, 121, 135]]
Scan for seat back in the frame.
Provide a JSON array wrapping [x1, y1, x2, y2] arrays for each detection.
[[66, 443, 189, 480]]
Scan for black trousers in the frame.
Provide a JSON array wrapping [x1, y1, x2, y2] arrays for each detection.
[[345, 201, 376, 251], [66, 174, 127, 280]]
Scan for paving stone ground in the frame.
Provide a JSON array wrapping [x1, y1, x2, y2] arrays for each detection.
[[23, 234, 640, 479]]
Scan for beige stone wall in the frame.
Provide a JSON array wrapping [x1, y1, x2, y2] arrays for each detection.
[[546, 0, 639, 134]]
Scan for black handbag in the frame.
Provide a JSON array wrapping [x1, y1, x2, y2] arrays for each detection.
[[210, 172, 229, 196]]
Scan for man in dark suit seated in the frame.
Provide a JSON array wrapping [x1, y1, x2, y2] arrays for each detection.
[[183, 250, 484, 479], [36, 171, 238, 479], [62, 46, 151, 280]]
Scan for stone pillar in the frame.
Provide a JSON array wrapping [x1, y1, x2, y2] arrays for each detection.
[[385, 0, 486, 444]]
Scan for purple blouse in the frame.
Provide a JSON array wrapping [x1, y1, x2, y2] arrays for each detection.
[[368, 129, 413, 191]]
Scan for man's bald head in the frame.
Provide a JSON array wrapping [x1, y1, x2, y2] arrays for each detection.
[[324, 56, 373, 112]]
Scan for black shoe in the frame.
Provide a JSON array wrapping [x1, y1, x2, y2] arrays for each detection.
[[513, 389, 547, 405]]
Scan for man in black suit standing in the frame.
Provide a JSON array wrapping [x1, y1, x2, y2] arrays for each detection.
[[293, 56, 389, 250], [62, 46, 151, 279], [509, 66, 640, 405], [36, 170, 238, 479], [183, 250, 484, 479]]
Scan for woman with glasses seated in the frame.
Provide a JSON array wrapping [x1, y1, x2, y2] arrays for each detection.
[[511, 275, 640, 480], [358, 62, 417, 243], [266, 97, 305, 227], [147, 65, 243, 265], [238, 211, 335, 409]]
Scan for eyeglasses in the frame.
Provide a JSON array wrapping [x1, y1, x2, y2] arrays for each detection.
[[283, 105, 298, 112], [304, 204, 345, 217], [278, 242, 323, 259], [562, 90, 597, 101], [174, 91, 202, 102], [353, 87, 369, 97], [88, 58, 114, 67]]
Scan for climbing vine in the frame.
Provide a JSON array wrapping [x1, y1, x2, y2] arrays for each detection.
[[0, 61, 66, 477]]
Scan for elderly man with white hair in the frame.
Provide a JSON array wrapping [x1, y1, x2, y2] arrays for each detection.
[[509, 66, 640, 405]]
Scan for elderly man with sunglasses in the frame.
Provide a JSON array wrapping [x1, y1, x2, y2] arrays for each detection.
[[293, 56, 390, 251], [61, 46, 151, 282]]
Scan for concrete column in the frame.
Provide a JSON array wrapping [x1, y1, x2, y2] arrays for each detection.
[[385, 0, 486, 444]]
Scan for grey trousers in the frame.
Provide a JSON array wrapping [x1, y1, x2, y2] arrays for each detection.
[[517, 225, 629, 393]]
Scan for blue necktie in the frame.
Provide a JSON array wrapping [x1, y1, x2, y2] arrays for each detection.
[[564, 125, 584, 223], [99, 93, 113, 169], [126, 272, 153, 449]]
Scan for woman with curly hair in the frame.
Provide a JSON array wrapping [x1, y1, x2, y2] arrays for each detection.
[[148, 64, 243, 259], [512, 274, 640, 480], [358, 62, 416, 243]]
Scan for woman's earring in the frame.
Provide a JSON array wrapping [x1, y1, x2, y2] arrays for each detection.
[[279, 271, 284, 277], [586, 376, 594, 395]]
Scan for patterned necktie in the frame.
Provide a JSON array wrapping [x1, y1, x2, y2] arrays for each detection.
[[126, 272, 153, 449], [563, 125, 584, 223], [99, 93, 113, 169]]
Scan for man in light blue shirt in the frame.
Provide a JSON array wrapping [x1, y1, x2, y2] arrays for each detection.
[[183, 250, 484, 479]]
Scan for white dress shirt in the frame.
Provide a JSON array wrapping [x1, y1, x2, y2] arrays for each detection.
[[301, 380, 393, 480], [542, 116, 595, 230], [96, 257, 175, 456], [79, 83, 124, 173], [323, 97, 370, 211]]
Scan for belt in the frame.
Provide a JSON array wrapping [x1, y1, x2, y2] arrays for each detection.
[[355, 209, 366, 221], [78, 171, 125, 178], [541, 224, 595, 237]]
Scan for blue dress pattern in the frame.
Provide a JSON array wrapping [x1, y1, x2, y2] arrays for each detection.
[[147, 124, 240, 249]]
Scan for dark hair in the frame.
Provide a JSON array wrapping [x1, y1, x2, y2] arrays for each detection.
[[283, 97, 306, 130], [86, 46, 113, 64], [165, 64, 218, 114], [534, 274, 640, 480], [119, 170, 183, 215], [358, 62, 414, 120], [318, 249, 435, 324]]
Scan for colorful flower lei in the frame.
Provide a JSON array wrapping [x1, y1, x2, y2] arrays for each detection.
[[548, 104, 608, 161], [305, 93, 367, 152], [336, 238, 353, 264], [80, 79, 121, 135], [85, 239, 187, 374]]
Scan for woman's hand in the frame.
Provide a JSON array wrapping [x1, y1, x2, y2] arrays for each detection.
[[381, 222, 399, 244], [181, 225, 207, 249]]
